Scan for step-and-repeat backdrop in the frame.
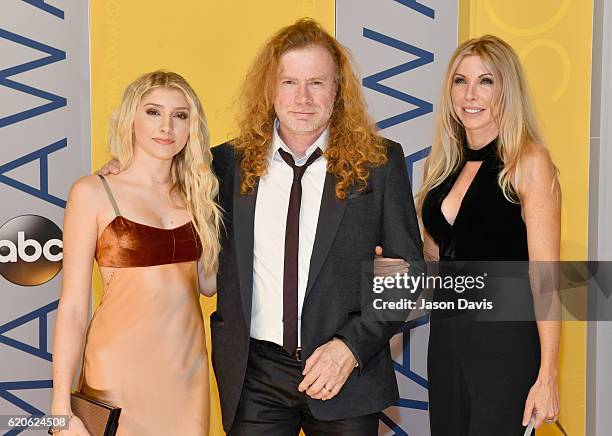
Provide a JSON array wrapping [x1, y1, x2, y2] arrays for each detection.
[[0, 1, 91, 435], [336, 1, 457, 433]]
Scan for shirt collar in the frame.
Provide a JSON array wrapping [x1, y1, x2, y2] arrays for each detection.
[[271, 118, 329, 165]]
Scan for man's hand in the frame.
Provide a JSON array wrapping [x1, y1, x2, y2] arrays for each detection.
[[298, 338, 357, 401], [96, 159, 120, 176]]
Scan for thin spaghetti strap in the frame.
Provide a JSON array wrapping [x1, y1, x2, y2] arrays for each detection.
[[97, 175, 122, 216]]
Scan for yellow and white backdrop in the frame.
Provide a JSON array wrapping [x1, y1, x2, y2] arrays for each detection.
[[0, 1, 595, 435]]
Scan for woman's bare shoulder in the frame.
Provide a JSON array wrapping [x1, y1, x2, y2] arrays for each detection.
[[67, 175, 107, 211], [522, 142, 554, 167], [516, 142, 559, 198]]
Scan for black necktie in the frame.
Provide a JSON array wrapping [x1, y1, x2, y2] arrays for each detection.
[[278, 147, 323, 355]]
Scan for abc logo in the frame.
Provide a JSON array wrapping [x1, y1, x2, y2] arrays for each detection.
[[0, 215, 63, 286]]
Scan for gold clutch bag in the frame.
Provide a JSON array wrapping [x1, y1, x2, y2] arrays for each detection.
[[69, 392, 121, 435]]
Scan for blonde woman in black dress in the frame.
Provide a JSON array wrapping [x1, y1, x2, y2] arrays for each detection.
[[418, 36, 561, 434]]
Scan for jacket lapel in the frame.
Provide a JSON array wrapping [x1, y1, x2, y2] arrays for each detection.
[[305, 171, 347, 300], [232, 162, 257, 328]]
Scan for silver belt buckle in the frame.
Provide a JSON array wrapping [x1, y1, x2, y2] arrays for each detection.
[[293, 347, 302, 362]]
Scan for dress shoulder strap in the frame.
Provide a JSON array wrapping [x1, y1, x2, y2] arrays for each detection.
[[97, 175, 121, 216]]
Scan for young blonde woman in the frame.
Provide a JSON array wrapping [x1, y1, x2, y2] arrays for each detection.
[[51, 71, 220, 435], [418, 36, 561, 434]]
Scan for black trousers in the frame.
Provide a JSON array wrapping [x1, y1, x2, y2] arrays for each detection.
[[229, 339, 379, 436], [428, 321, 540, 436]]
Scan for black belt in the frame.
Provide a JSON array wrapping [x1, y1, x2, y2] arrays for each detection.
[[249, 338, 302, 362]]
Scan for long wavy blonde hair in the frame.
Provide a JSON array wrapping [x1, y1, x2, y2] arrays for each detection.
[[233, 18, 387, 199], [109, 71, 221, 274], [417, 35, 558, 210]]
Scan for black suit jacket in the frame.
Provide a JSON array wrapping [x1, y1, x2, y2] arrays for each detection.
[[210, 139, 424, 432]]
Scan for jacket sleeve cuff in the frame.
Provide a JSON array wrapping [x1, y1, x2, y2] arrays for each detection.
[[334, 335, 363, 373]]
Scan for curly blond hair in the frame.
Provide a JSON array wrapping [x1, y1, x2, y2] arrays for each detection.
[[109, 71, 221, 274], [232, 18, 387, 199]]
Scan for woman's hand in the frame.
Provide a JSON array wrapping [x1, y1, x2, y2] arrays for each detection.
[[54, 415, 92, 436], [522, 374, 560, 429], [374, 246, 410, 276]]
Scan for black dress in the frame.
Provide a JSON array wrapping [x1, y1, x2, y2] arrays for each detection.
[[422, 138, 540, 435]]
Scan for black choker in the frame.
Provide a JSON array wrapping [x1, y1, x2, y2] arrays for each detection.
[[463, 138, 498, 161]]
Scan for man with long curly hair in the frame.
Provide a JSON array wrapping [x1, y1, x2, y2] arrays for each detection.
[[211, 18, 424, 435]]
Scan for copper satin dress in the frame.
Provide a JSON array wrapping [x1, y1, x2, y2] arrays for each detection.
[[78, 175, 210, 435]]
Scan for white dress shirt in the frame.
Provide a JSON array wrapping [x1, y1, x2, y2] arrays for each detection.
[[250, 122, 328, 347]]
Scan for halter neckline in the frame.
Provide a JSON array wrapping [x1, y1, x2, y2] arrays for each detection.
[[463, 138, 498, 161]]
